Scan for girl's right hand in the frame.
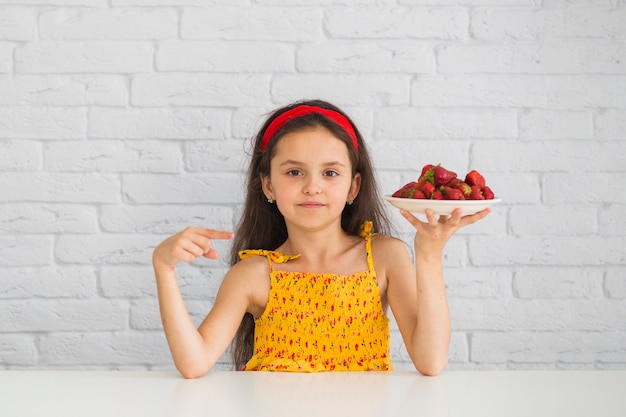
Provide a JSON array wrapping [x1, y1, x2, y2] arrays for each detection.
[[152, 227, 234, 271]]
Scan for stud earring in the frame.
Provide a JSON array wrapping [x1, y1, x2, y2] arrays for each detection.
[[347, 199, 354, 205], [268, 198, 274, 204]]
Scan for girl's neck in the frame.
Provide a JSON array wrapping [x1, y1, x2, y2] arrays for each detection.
[[276, 222, 368, 276], [279, 225, 355, 261]]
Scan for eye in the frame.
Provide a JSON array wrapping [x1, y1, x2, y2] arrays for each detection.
[[324, 170, 339, 177], [286, 169, 302, 176]]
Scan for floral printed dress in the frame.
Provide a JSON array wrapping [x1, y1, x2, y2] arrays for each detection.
[[239, 221, 393, 372]]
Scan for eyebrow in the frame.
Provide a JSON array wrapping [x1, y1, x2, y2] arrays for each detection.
[[278, 159, 348, 168]]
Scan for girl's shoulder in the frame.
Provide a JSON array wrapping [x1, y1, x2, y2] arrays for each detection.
[[219, 253, 272, 291], [223, 253, 272, 292], [230, 252, 271, 275], [220, 253, 272, 318]]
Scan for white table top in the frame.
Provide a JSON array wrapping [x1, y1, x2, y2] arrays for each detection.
[[1, 370, 625, 417]]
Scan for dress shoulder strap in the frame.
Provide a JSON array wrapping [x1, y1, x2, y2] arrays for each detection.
[[238, 249, 300, 272], [358, 221, 376, 271]]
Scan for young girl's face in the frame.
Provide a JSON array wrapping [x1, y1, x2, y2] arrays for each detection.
[[262, 126, 361, 232]]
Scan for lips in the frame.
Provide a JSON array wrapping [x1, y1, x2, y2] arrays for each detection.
[[299, 201, 324, 208]]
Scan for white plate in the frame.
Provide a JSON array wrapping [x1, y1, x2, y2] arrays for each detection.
[[382, 195, 501, 215]]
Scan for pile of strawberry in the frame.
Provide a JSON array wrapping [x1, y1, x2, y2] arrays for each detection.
[[392, 164, 495, 200]]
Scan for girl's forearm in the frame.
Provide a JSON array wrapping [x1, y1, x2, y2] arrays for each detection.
[[154, 266, 212, 378], [410, 255, 451, 376]]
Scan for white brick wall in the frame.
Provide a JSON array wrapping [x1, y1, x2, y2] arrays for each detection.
[[1, 1, 624, 372]]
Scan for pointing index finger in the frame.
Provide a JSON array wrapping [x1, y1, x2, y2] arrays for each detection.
[[198, 228, 235, 240]]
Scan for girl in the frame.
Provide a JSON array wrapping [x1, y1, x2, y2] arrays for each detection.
[[152, 99, 490, 378]]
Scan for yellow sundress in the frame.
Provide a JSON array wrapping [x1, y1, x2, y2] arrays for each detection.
[[238, 221, 393, 372]]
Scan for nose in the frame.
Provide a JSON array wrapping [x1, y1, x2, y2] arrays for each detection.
[[302, 175, 322, 195]]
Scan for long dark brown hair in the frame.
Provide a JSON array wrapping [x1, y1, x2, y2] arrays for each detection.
[[229, 99, 393, 370]]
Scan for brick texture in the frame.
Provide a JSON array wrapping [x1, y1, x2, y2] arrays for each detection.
[[1, 2, 624, 372]]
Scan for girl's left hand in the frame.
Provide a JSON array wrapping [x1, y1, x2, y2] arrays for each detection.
[[399, 208, 490, 256]]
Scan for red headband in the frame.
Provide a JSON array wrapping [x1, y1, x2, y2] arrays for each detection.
[[261, 105, 359, 152]]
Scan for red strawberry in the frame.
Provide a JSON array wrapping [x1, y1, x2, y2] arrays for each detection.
[[419, 167, 435, 185], [411, 190, 426, 199], [422, 182, 436, 198], [456, 181, 472, 198], [414, 176, 428, 191], [441, 186, 464, 200], [420, 164, 435, 178], [392, 181, 415, 197], [433, 166, 457, 186], [465, 170, 486, 188], [468, 185, 484, 200], [431, 190, 444, 200], [482, 186, 495, 200], [446, 178, 462, 188]]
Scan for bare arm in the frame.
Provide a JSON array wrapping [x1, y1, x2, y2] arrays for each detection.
[[387, 208, 490, 376], [153, 227, 246, 378]]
